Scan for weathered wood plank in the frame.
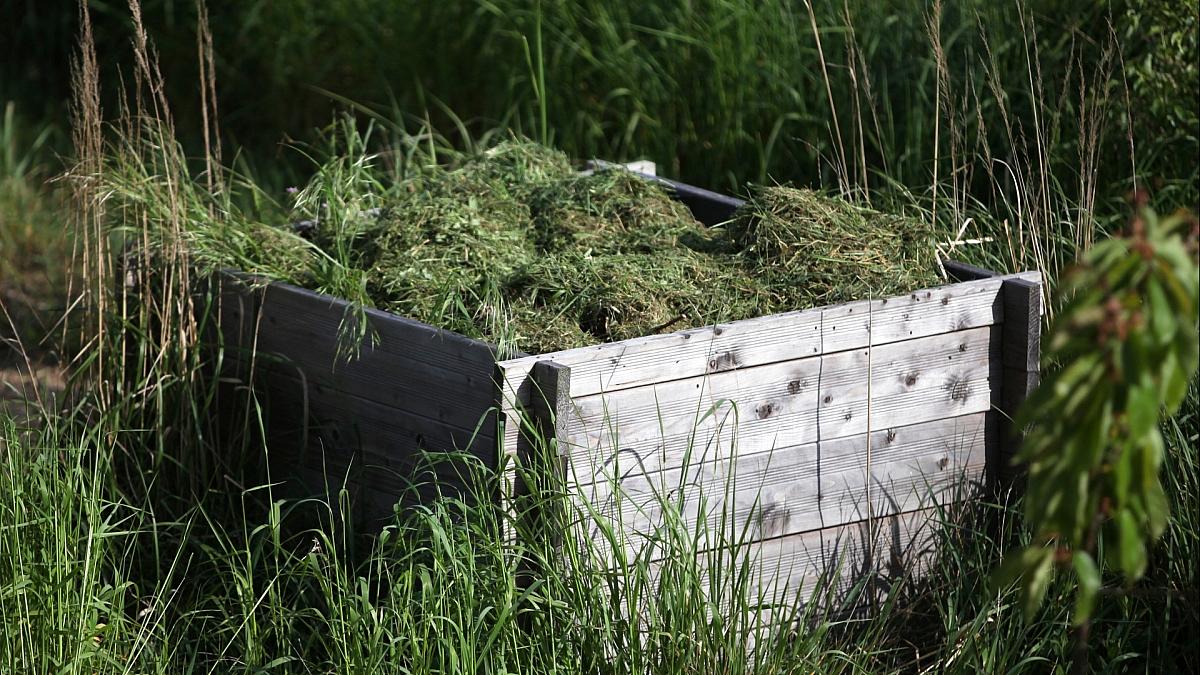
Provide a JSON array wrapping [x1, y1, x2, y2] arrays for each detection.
[[498, 398, 524, 515], [1001, 278, 1042, 373], [996, 277, 1043, 488], [213, 274, 503, 527], [818, 280, 1002, 354], [242, 364, 497, 462], [255, 370, 497, 516], [815, 325, 998, 439], [496, 272, 1039, 405], [529, 361, 572, 463], [211, 271, 501, 526], [705, 508, 942, 617], [498, 310, 821, 407], [226, 274, 500, 435], [578, 413, 989, 563], [506, 361, 573, 547], [561, 326, 996, 482], [630, 508, 941, 627]]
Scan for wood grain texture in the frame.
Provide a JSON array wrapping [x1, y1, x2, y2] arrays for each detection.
[[496, 272, 1039, 405], [633, 508, 942, 625], [215, 273, 501, 527], [815, 325, 998, 439], [530, 361, 572, 461], [1001, 278, 1043, 373], [251, 280, 499, 433], [560, 326, 997, 482], [996, 277, 1043, 487], [705, 508, 942, 617], [245, 370, 498, 525], [578, 413, 990, 563]]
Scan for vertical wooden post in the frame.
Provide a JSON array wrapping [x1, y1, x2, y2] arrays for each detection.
[[513, 360, 571, 588], [529, 360, 572, 472], [996, 277, 1042, 489]]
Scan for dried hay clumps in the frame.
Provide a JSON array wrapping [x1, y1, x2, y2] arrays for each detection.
[[362, 141, 725, 347], [731, 186, 937, 307], [529, 170, 708, 254], [504, 250, 770, 354], [337, 141, 935, 353]]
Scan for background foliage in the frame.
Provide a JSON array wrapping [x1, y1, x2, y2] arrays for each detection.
[[3, 0, 1195, 200]]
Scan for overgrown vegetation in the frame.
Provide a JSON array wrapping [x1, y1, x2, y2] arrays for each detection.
[[189, 135, 934, 353], [1, 0, 1197, 672], [997, 202, 1200, 672]]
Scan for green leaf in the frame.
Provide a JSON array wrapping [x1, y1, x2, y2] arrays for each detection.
[[1146, 277, 1175, 345], [1072, 551, 1101, 626], [1143, 476, 1170, 541], [1161, 349, 1190, 411], [1141, 430, 1165, 481], [1117, 509, 1148, 580], [1023, 547, 1057, 620], [1126, 383, 1160, 439]]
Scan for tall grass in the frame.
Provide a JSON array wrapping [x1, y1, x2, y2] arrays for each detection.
[[9, 1, 1180, 196], [4, 376, 1194, 671]]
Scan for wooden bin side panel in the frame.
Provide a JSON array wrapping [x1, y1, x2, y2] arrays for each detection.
[[496, 271, 1041, 609], [578, 412, 994, 565], [560, 325, 998, 481], [216, 274, 501, 523], [497, 272, 1037, 479], [495, 274, 1034, 487], [498, 272, 1038, 405]]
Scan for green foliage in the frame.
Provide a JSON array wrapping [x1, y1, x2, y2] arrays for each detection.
[[1120, 0, 1200, 189], [0, 0, 1127, 193], [996, 203, 1200, 626]]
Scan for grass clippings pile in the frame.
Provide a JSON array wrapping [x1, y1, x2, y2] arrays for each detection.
[[729, 185, 936, 307], [302, 140, 936, 353]]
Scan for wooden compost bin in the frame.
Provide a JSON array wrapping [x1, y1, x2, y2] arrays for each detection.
[[214, 178, 1041, 611]]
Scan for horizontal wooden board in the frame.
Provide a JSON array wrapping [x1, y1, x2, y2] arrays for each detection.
[[606, 509, 942, 639], [577, 414, 989, 563], [561, 326, 996, 481], [699, 508, 942, 617], [819, 279, 1005, 354], [815, 325, 998, 440], [223, 275, 500, 435], [259, 370, 497, 461], [496, 272, 1039, 405]]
